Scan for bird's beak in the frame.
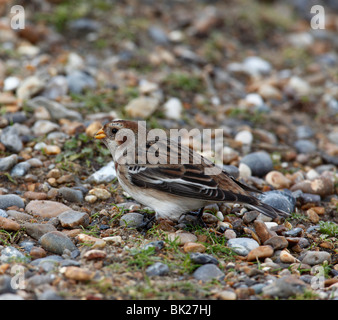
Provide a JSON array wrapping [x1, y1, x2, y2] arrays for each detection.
[[94, 128, 106, 139]]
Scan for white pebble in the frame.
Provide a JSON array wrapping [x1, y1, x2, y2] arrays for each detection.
[[235, 130, 253, 145], [238, 163, 252, 179], [4, 76, 21, 91], [163, 97, 183, 120]]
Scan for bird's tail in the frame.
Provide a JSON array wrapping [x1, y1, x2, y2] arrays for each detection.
[[246, 201, 290, 219]]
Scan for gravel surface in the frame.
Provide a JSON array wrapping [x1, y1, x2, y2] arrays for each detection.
[[0, 0, 337, 301]]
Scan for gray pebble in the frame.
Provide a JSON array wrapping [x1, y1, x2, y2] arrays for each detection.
[[0, 126, 23, 153], [284, 227, 303, 237], [42, 75, 68, 100], [10, 161, 31, 177], [148, 26, 169, 45], [294, 139, 316, 154], [58, 187, 84, 203], [23, 222, 57, 240], [120, 212, 144, 228], [227, 238, 259, 256], [0, 246, 29, 263], [296, 126, 314, 139], [67, 70, 96, 94], [262, 275, 306, 298], [39, 231, 77, 255], [0, 209, 7, 218], [141, 241, 164, 251], [0, 275, 16, 294], [240, 151, 273, 177], [0, 194, 25, 210], [0, 154, 18, 171], [86, 161, 116, 184], [146, 262, 169, 276], [258, 190, 296, 214], [223, 165, 240, 179], [0, 293, 24, 300], [30, 255, 64, 273], [189, 252, 219, 265], [301, 251, 331, 265], [193, 264, 225, 282], [18, 240, 36, 253], [58, 210, 89, 229], [38, 289, 64, 300]]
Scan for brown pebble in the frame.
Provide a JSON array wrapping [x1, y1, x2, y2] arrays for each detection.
[[306, 209, 320, 224], [30, 247, 47, 259], [83, 249, 107, 260], [254, 220, 275, 243], [0, 217, 21, 231], [183, 242, 206, 253], [62, 266, 94, 281], [23, 191, 47, 200], [264, 235, 289, 250], [247, 245, 274, 261]]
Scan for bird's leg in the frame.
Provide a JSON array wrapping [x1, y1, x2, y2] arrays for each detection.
[[136, 214, 156, 234], [182, 207, 206, 228]]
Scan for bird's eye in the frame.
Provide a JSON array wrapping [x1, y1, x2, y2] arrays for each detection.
[[111, 128, 118, 134]]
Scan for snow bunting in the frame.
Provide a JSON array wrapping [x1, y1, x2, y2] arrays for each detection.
[[94, 120, 289, 222]]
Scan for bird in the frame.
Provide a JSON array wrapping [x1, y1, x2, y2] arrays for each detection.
[[94, 120, 289, 223]]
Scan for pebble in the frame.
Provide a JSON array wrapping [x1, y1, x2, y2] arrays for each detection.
[[11, 161, 31, 177], [193, 264, 225, 282], [0, 194, 25, 210], [262, 275, 307, 298], [67, 70, 97, 94], [145, 262, 169, 276], [61, 266, 94, 281], [183, 242, 206, 253], [280, 249, 298, 264], [0, 246, 29, 263], [163, 97, 183, 120], [242, 56, 272, 76], [88, 188, 111, 200], [27, 96, 82, 122], [167, 232, 197, 245], [0, 126, 23, 153], [42, 75, 68, 100], [264, 236, 288, 250], [25, 200, 71, 218], [301, 251, 331, 266], [0, 209, 7, 218], [258, 190, 296, 214], [6, 210, 32, 222], [102, 236, 123, 245], [30, 255, 64, 272], [294, 139, 317, 154], [224, 229, 236, 239], [85, 195, 97, 203], [189, 252, 219, 265], [86, 161, 117, 184], [16, 76, 44, 100], [254, 220, 275, 243], [124, 96, 159, 118], [76, 234, 105, 249], [215, 290, 237, 300], [243, 210, 259, 224], [227, 238, 259, 256], [284, 227, 303, 237], [306, 209, 319, 224], [240, 151, 273, 177], [286, 76, 311, 97], [58, 187, 84, 203], [32, 120, 59, 136], [235, 130, 253, 145], [296, 125, 314, 139], [3, 76, 21, 92], [58, 210, 89, 229], [0, 155, 18, 171], [247, 245, 274, 261], [83, 249, 107, 260], [119, 212, 144, 228], [265, 171, 291, 189], [0, 217, 20, 231], [291, 176, 334, 197], [85, 121, 102, 138], [40, 231, 77, 255], [23, 191, 47, 201], [29, 247, 47, 260]]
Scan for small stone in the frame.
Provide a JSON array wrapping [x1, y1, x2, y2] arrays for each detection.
[[16, 76, 44, 100], [25, 200, 71, 218], [3, 76, 21, 92], [265, 171, 291, 189], [224, 229, 236, 240], [146, 262, 169, 276], [0, 126, 23, 153], [0, 210, 7, 218], [67, 70, 96, 94], [193, 264, 225, 282], [102, 236, 123, 245], [306, 209, 320, 224], [163, 97, 183, 120], [287, 76, 311, 97], [85, 121, 103, 138], [29, 247, 47, 260], [247, 245, 274, 261], [284, 227, 303, 237], [238, 163, 252, 179], [215, 290, 237, 300], [235, 130, 253, 145], [43, 145, 61, 155], [58, 187, 83, 203], [243, 210, 259, 224], [83, 249, 107, 260], [183, 242, 206, 253], [23, 191, 47, 200], [254, 220, 275, 243], [88, 188, 111, 200], [0, 194, 25, 210], [85, 195, 97, 203], [301, 251, 331, 266], [262, 275, 306, 298], [294, 139, 316, 154], [0, 246, 29, 263], [0, 155, 18, 171], [167, 232, 197, 245], [42, 75, 68, 100], [32, 120, 59, 136], [0, 217, 20, 231], [290, 176, 334, 197], [264, 236, 288, 250], [40, 231, 77, 255], [227, 238, 259, 256], [58, 210, 89, 229], [62, 266, 94, 281], [242, 56, 271, 76], [280, 249, 298, 264], [76, 233, 106, 249], [125, 96, 159, 118], [189, 252, 219, 265], [11, 161, 31, 177], [240, 151, 273, 177], [86, 161, 117, 184], [258, 190, 296, 214], [119, 212, 144, 228]]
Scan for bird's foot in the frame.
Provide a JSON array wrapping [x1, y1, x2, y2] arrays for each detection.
[[179, 207, 206, 228], [136, 215, 156, 234]]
